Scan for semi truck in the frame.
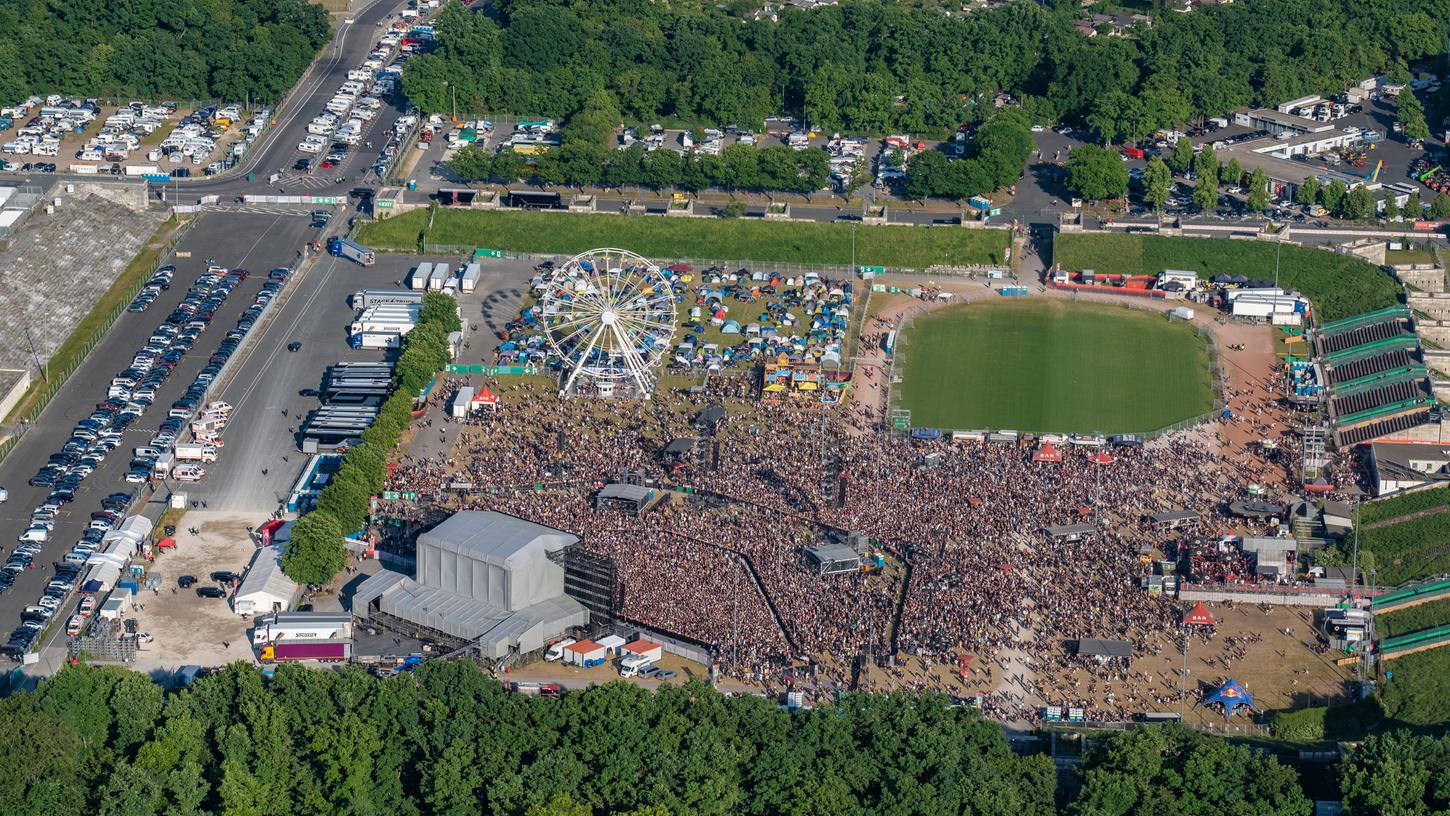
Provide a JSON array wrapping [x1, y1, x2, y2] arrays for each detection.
[[252, 612, 353, 645], [174, 443, 218, 463], [328, 236, 376, 266], [407, 262, 432, 290], [350, 289, 425, 309], [350, 332, 405, 349], [259, 641, 352, 663]]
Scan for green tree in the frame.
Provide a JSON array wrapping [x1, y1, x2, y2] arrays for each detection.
[[1339, 732, 1450, 816], [642, 149, 683, 190], [448, 145, 492, 182], [420, 292, 462, 334], [1142, 156, 1172, 211], [1192, 174, 1219, 212], [1192, 145, 1219, 185], [1406, 190, 1422, 219], [1220, 157, 1243, 187], [905, 150, 950, 200], [281, 511, 347, 587], [1168, 136, 1194, 175], [1343, 185, 1376, 220], [1065, 145, 1129, 201], [1245, 167, 1270, 212], [1320, 179, 1347, 214], [1431, 192, 1450, 219], [1383, 195, 1400, 220], [1399, 92, 1431, 142], [315, 470, 371, 533], [1294, 176, 1320, 207], [1072, 725, 1310, 816], [527, 793, 591, 816]]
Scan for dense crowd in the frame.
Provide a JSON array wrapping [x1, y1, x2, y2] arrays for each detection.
[[378, 376, 1290, 720]]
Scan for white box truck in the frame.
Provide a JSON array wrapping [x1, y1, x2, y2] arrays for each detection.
[[174, 443, 218, 463], [408, 262, 433, 291]]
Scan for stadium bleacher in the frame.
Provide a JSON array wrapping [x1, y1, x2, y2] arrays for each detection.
[[1326, 346, 1421, 387]]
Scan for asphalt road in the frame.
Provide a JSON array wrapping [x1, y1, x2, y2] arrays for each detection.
[[0, 212, 314, 642], [188, 252, 532, 513]]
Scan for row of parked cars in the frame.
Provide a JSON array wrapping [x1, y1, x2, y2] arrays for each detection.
[[5, 486, 133, 656], [126, 264, 175, 313]]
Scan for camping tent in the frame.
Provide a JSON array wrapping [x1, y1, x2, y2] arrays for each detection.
[[1204, 678, 1257, 719]]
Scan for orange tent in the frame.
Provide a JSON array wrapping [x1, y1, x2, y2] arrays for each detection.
[[1184, 601, 1217, 627]]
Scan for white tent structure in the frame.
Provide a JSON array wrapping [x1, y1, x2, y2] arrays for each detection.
[[233, 546, 298, 616], [353, 511, 588, 659]]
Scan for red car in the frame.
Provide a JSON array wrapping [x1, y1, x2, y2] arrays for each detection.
[[320, 159, 336, 169]]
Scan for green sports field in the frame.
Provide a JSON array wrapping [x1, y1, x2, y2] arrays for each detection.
[[898, 300, 1214, 434]]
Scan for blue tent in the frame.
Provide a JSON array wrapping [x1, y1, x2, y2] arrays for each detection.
[[1205, 679, 1257, 720]]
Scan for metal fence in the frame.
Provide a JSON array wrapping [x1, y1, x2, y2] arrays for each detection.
[[0, 215, 197, 464]]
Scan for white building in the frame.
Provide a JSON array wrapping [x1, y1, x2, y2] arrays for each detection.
[[1369, 441, 1450, 495], [233, 546, 298, 616]]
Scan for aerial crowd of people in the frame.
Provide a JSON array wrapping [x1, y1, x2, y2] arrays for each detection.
[[372, 370, 1327, 721]]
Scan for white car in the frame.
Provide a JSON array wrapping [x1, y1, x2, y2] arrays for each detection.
[[18, 526, 48, 543], [1030, 125, 1045, 133]]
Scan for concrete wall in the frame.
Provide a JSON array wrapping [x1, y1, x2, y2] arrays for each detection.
[[1409, 293, 1450, 321], [1396, 265, 1446, 293]]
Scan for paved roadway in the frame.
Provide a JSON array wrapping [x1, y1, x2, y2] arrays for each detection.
[[0, 213, 314, 634], [170, 0, 412, 201], [187, 253, 531, 513]]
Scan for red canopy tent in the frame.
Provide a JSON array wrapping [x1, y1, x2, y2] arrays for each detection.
[[1033, 442, 1063, 463], [471, 386, 501, 411], [156, 538, 177, 549], [258, 518, 285, 546], [1184, 601, 1217, 627], [1089, 451, 1115, 465]]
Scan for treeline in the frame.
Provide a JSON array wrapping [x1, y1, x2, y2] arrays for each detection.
[[282, 293, 460, 587], [0, 661, 1384, 816], [900, 110, 1033, 200], [403, 0, 1450, 139], [0, 0, 330, 105], [450, 140, 831, 194]]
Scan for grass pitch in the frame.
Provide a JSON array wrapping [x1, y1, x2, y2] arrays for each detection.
[[898, 300, 1213, 434]]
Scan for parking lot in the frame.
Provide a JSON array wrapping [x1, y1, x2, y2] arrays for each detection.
[[124, 511, 259, 673], [187, 251, 530, 512], [0, 211, 314, 649]]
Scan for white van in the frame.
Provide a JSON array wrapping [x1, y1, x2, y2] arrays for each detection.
[[544, 638, 575, 661], [619, 654, 654, 678]]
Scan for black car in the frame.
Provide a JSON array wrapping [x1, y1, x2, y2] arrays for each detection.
[[299, 388, 321, 397], [209, 571, 238, 584], [196, 586, 227, 599], [178, 575, 197, 588], [288, 341, 302, 352], [294, 158, 312, 171]]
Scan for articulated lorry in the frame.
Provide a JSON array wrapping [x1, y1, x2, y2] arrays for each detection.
[[259, 641, 352, 663], [328, 236, 376, 266]]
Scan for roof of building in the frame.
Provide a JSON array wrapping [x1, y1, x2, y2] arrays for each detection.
[[1076, 638, 1132, 658], [664, 438, 696, 454], [565, 639, 604, 653], [1371, 440, 1450, 470], [624, 639, 661, 654], [235, 546, 297, 607], [1148, 510, 1199, 524], [599, 483, 654, 503], [805, 543, 861, 564], [418, 510, 578, 569], [1235, 107, 1332, 133], [1238, 536, 1296, 554]]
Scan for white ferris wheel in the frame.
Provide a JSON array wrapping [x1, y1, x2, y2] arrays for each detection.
[[539, 247, 677, 399]]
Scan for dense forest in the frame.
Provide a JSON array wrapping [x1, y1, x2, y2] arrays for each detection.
[[403, 0, 1450, 138], [3, 662, 1437, 816], [0, 0, 331, 105]]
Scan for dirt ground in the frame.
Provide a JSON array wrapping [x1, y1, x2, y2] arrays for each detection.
[[127, 511, 264, 673]]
